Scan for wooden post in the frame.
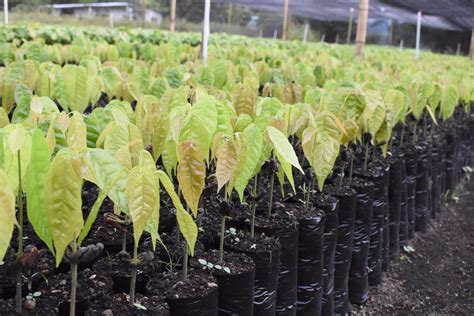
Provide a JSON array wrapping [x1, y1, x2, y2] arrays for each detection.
[[282, 0, 289, 40], [469, 28, 474, 60], [321, 33, 326, 42], [303, 22, 309, 43], [201, 0, 211, 62], [273, 29, 278, 39], [355, 0, 369, 57], [456, 42, 461, 56], [3, 0, 8, 25], [335, 34, 340, 44], [227, 3, 233, 26], [347, 8, 354, 44], [388, 19, 394, 46], [109, 14, 114, 28], [170, 0, 176, 32], [415, 11, 421, 59], [399, 39, 404, 51], [259, 28, 263, 38]]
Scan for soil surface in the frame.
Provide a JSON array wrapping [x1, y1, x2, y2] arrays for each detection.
[[353, 175, 474, 314]]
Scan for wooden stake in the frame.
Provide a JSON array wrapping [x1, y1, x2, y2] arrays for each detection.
[[456, 42, 461, 56], [109, 14, 114, 28], [415, 11, 421, 59], [470, 28, 474, 60], [282, 0, 289, 40], [355, 0, 369, 57], [335, 34, 340, 44], [273, 29, 278, 39], [227, 3, 233, 26], [321, 33, 326, 42], [4, 0, 8, 25], [201, 0, 211, 62], [388, 19, 394, 46], [303, 22, 309, 43], [347, 8, 354, 44], [170, 0, 176, 32], [400, 39, 404, 51]]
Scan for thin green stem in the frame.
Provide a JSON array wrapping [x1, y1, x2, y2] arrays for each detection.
[[399, 126, 405, 148], [218, 216, 226, 264], [182, 242, 189, 280], [15, 151, 23, 314], [70, 241, 78, 316], [267, 172, 275, 218], [348, 151, 354, 184], [364, 143, 369, 172], [129, 245, 138, 304], [250, 175, 257, 239], [338, 162, 346, 189]]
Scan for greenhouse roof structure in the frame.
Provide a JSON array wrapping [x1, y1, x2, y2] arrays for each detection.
[[215, 0, 474, 31]]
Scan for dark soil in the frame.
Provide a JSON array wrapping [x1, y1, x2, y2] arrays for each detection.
[[85, 293, 169, 316], [353, 175, 474, 314], [146, 270, 218, 299]]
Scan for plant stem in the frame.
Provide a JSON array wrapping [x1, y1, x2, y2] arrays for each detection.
[[218, 216, 226, 264], [267, 172, 275, 218], [70, 241, 78, 316], [399, 126, 405, 148], [413, 121, 418, 143], [348, 151, 354, 184], [15, 151, 23, 314], [250, 175, 257, 239], [182, 242, 188, 280], [338, 162, 346, 189], [129, 245, 138, 304], [363, 143, 369, 172], [121, 230, 127, 252]]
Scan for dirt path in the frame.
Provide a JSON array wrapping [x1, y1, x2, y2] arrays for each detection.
[[353, 175, 474, 315]]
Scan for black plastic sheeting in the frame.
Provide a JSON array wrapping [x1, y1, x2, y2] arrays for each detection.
[[330, 186, 357, 314], [295, 209, 326, 315], [213, 262, 256, 315], [314, 194, 339, 316], [226, 241, 281, 316], [431, 146, 440, 219], [388, 154, 403, 261], [348, 179, 375, 305], [368, 165, 389, 286], [399, 160, 409, 248], [255, 215, 299, 316], [415, 144, 430, 233], [381, 162, 391, 272], [165, 281, 219, 316], [405, 150, 418, 240]]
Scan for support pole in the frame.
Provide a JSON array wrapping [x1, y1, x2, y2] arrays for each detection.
[[400, 39, 404, 51], [170, 0, 176, 32], [282, 0, 289, 40], [388, 19, 394, 46], [227, 3, 233, 26], [415, 11, 421, 59], [347, 8, 354, 44], [469, 28, 474, 60], [273, 29, 278, 39], [109, 14, 114, 28], [456, 42, 461, 56], [201, 0, 211, 62], [321, 33, 326, 42], [259, 28, 263, 38], [303, 22, 309, 43], [3, 0, 8, 25], [355, 0, 369, 58], [335, 34, 340, 44]]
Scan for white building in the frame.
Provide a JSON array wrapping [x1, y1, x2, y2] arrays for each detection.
[[49, 2, 162, 25]]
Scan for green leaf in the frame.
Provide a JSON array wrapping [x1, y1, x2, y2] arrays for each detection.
[[26, 129, 54, 254], [0, 170, 16, 261], [441, 84, 458, 120], [384, 89, 404, 129], [63, 65, 89, 113], [156, 170, 197, 256], [125, 161, 160, 248], [234, 124, 263, 201], [177, 141, 205, 217], [84, 148, 129, 215], [267, 126, 303, 173], [216, 137, 238, 192], [44, 149, 83, 266]]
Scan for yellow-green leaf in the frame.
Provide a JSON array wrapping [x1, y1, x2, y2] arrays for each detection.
[[0, 170, 17, 261]]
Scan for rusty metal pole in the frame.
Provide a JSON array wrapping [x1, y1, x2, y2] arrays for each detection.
[[355, 0, 369, 58]]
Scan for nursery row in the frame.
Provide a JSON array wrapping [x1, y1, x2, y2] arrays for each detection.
[[0, 25, 473, 316]]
